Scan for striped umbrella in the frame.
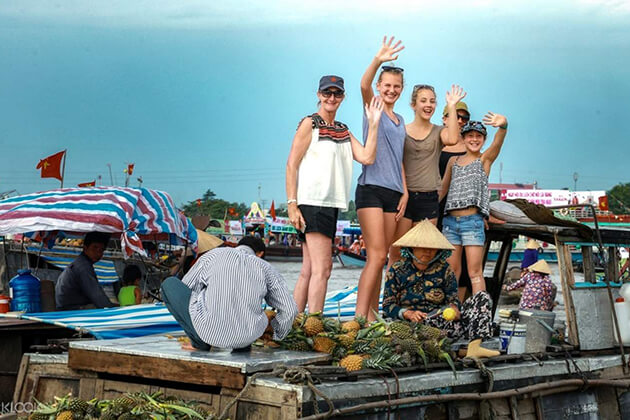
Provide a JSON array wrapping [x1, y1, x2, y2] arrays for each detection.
[[0, 187, 197, 257]]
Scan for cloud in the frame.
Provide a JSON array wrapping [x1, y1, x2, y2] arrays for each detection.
[[1, 0, 628, 28]]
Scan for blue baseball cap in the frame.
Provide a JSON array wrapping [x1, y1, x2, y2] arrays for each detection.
[[319, 75, 345, 92]]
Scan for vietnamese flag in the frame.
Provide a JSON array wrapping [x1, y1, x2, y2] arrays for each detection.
[[269, 200, 276, 221], [36, 150, 65, 181], [127, 163, 135, 175], [77, 180, 96, 187], [599, 195, 609, 211]]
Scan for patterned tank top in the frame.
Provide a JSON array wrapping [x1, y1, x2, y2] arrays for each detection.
[[444, 158, 489, 216]]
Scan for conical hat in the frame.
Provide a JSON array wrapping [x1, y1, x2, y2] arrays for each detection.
[[528, 259, 551, 274], [393, 219, 454, 250], [526, 239, 540, 250], [196, 229, 223, 254]]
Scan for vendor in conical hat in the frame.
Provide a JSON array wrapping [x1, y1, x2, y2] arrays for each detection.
[[521, 238, 540, 272], [505, 258, 556, 311], [383, 219, 499, 358]]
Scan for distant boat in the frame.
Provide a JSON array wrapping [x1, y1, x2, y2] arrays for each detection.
[[337, 250, 367, 267]]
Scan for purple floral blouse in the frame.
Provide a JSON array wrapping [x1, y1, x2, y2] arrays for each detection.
[[506, 271, 556, 311]]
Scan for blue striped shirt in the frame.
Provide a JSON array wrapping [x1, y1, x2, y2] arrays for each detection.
[[182, 245, 297, 348]]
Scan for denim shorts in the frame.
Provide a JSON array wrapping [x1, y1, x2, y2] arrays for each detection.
[[442, 213, 485, 246]]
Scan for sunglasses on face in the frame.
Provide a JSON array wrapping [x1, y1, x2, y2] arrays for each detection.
[[320, 89, 344, 99], [382, 65, 404, 73], [446, 113, 470, 122], [413, 84, 435, 93]]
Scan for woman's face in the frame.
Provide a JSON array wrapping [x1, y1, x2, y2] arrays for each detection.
[[317, 87, 344, 113], [413, 89, 436, 120], [412, 247, 438, 265], [376, 72, 403, 105], [463, 131, 486, 153]]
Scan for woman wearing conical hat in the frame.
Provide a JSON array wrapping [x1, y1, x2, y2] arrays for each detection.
[[505, 259, 556, 311], [382, 219, 499, 358], [520, 239, 540, 273]]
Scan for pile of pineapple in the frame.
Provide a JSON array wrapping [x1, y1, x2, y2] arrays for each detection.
[[273, 311, 455, 373], [23, 392, 217, 420]]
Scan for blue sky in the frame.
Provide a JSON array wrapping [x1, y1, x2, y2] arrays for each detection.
[[0, 1, 629, 209]]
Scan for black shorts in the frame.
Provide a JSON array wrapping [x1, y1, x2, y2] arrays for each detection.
[[404, 190, 439, 222], [298, 205, 339, 241], [355, 184, 402, 213]]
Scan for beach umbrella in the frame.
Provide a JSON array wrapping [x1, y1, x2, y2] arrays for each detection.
[[0, 187, 197, 257]]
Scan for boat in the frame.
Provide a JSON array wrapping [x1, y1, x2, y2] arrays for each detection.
[[337, 249, 366, 267], [4, 218, 630, 418]]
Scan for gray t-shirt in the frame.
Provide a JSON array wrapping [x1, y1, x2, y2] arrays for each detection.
[[357, 111, 405, 193]]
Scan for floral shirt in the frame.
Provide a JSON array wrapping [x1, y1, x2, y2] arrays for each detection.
[[506, 271, 556, 311], [383, 249, 459, 319]]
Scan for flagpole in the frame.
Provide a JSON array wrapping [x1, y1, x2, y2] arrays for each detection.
[[60, 149, 67, 188]]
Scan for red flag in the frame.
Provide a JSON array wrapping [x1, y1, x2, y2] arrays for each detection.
[[127, 163, 135, 175], [599, 195, 609, 211], [36, 151, 65, 181], [77, 180, 96, 187], [270, 200, 276, 221], [196, 199, 202, 207]]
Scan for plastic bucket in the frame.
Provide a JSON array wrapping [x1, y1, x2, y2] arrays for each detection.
[[519, 309, 556, 353], [0, 295, 10, 313], [499, 322, 527, 354], [613, 301, 630, 345]]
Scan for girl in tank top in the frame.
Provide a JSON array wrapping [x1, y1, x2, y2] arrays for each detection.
[[386, 84, 466, 271]]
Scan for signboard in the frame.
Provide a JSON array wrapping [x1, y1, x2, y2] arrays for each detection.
[[501, 190, 606, 207], [336, 220, 351, 236], [267, 217, 298, 234], [228, 220, 243, 236]]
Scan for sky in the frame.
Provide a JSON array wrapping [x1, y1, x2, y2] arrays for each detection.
[[0, 0, 629, 210]]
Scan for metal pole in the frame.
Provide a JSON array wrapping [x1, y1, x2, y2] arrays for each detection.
[[107, 164, 114, 185]]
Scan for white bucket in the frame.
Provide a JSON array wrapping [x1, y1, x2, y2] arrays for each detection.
[[613, 301, 630, 345], [499, 322, 527, 354]]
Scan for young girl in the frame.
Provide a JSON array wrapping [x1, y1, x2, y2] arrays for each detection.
[[440, 113, 508, 296], [355, 36, 407, 321], [386, 84, 465, 270], [118, 264, 142, 306], [287, 75, 384, 314]]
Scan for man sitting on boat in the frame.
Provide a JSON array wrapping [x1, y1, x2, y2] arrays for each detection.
[[382, 220, 499, 358], [55, 232, 117, 311], [161, 236, 297, 352]]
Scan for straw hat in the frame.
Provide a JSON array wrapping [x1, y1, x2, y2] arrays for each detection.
[[196, 229, 223, 254], [393, 219, 454, 250], [526, 239, 540, 250], [528, 259, 551, 274]]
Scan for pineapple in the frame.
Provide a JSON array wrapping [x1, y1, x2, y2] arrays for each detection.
[[341, 320, 360, 333], [303, 316, 324, 336], [292, 312, 307, 329], [312, 335, 336, 354], [117, 413, 137, 420], [389, 321, 413, 340], [28, 414, 52, 420], [422, 339, 442, 361], [322, 317, 341, 333], [355, 315, 368, 328], [337, 333, 355, 349], [416, 324, 443, 341], [339, 354, 366, 372], [55, 412, 73, 420], [398, 338, 420, 356], [67, 398, 89, 415], [287, 340, 311, 352]]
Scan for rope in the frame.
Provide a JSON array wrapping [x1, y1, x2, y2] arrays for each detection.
[[564, 350, 590, 391], [474, 359, 495, 393]]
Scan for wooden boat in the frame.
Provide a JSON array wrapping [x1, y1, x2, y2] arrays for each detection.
[[337, 250, 366, 267]]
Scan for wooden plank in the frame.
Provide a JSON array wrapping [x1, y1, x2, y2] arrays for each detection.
[[608, 246, 619, 281], [555, 238, 579, 346], [68, 348, 246, 389], [581, 247, 595, 283], [12, 354, 29, 404]]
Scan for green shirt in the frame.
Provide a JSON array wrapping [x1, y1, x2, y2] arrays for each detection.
[[118, 285, 139, 306]]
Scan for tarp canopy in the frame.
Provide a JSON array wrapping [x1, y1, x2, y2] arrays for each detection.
[[0, 187, 197, 257]]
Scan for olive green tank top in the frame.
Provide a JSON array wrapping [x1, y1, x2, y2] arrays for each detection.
[[118, 285, 139, 306]]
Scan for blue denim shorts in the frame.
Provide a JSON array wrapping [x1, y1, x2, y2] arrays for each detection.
[[442, 213, 485, 246]]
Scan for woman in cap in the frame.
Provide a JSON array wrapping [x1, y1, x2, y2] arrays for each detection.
[[385, 83, 466, 271], [440, 114, 508, 298], [287, 75, 384, 314], [521, 239, 540, 275], [505, 259, 556, 311], [355, 36, 407, 321], [383, 220, 499, 358]]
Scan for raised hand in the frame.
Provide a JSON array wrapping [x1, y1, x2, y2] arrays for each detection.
[[375, 36, 405, 63], [365, 96, 384, 126], [445, 84, 467, 106], [482, 111, 507, 128]]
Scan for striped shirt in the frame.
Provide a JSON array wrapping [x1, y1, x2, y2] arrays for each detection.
[[182, 245, 297, 348]]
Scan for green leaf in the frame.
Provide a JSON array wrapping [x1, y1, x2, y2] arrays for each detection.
[[161, 403, 204, 419], [439, 352, 457, 379]]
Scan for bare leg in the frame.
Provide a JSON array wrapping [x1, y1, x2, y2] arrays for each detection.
[[386, 217, 413, 272], [356, 208, 389, 321], [465, 245, 486, 294], [293, 241, 311, 312], [371, 212, 398, 314], [304, 232, 333, 313], [447, 245, 466, 301]]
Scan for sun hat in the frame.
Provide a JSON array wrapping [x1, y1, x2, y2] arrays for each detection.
[[319, 75, 345, 92], [442, 101, 469, 117], [196, 229, 223, 254], [461, 120, 487, 137], [526, 239, 540, 250], [393, 219, 454, 250], [528, 259, 551, 274]]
